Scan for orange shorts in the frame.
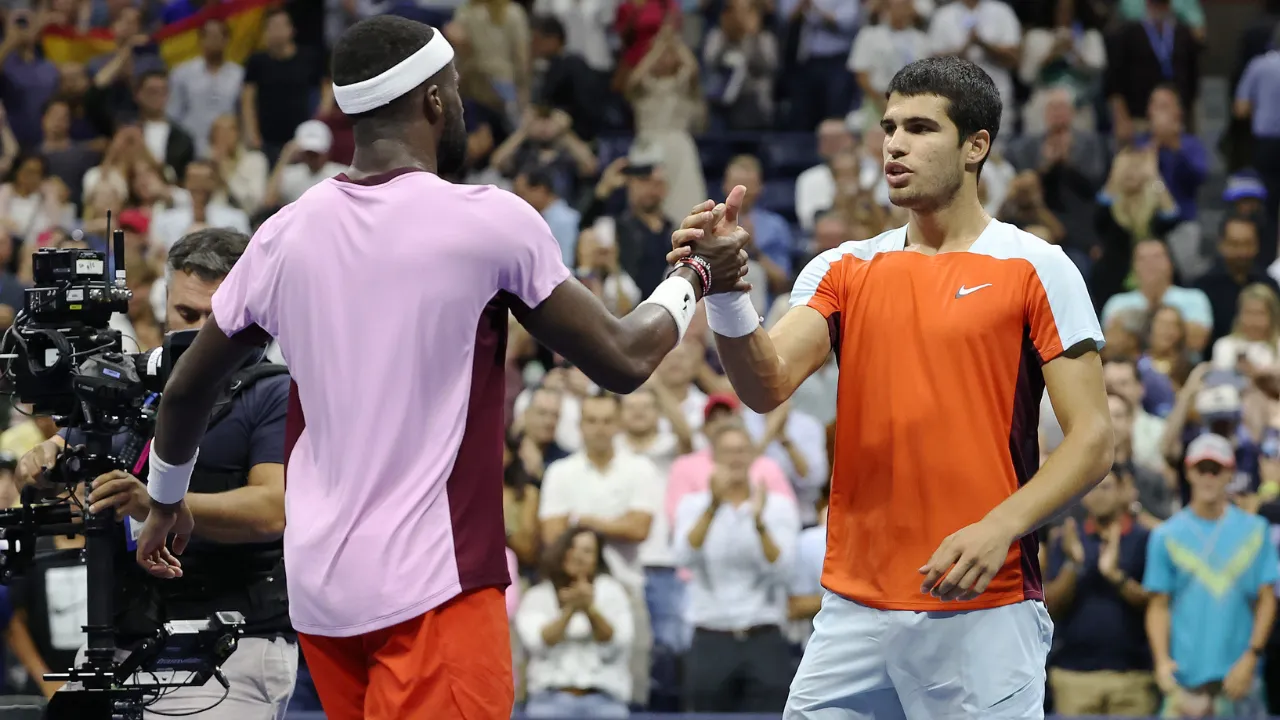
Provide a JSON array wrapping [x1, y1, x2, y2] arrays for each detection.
[[298, 587, 514, 720]]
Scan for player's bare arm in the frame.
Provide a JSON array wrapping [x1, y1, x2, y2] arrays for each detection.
[[921, 343, 1114, 602], [667, 197, 831, 412], [136, 319, 271, 576], [518, 188, 751, 394]]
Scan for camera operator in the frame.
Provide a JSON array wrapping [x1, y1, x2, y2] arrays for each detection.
[[14, 228, 296, 718]]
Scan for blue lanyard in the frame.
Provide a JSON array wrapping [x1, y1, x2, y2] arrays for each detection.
[[1143, 19, 1175, 79]]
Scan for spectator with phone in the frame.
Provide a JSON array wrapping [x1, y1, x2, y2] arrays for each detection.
[[579, 153, 675, 298]]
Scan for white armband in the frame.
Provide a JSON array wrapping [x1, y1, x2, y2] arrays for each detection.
[[147, 447, 198, 505], [638, 275, 698, 342], [705, 293, 761, 338]]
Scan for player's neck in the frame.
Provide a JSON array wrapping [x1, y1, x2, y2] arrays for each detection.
[[1189, 497, 1227, 520], [906, 189, 992, 253], [349, 139, 437, 179]]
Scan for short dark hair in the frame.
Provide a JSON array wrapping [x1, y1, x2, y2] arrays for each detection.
[[1102, 356, 1139, 377], [885, 56, 1002, 172], [5, 152, 46, 183], [541, 526, 608, 589], [518, 167, 557, 193], [42, 96, 69, 117], [530, 15, 566, 43], [331, 16, 439, 122], [168, 228, 248, 282], [138, 69, 168, 89]]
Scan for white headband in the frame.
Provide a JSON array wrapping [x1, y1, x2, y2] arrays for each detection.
[[332, 31, 455, 115]]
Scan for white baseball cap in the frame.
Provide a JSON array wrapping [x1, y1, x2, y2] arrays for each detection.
[[293, 120, 332, 154], [1185, 433, 1236, 468]]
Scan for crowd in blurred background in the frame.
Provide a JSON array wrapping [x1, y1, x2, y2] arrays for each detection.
[[2, 0, 1280, 717]]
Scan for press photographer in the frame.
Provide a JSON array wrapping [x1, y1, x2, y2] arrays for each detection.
[[14, 228, 296, 718]]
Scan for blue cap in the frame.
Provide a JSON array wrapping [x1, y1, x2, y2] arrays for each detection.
[[1223, 171, 1267, 203]]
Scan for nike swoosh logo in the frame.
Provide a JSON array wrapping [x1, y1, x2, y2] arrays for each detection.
[[955, 284, 992, 298]]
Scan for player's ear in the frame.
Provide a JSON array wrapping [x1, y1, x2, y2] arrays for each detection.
[[422, 85, 444, 124], [965, 129, 991, 169]]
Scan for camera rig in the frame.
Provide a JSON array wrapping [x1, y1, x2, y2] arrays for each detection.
[[0, 214, 243, 719]]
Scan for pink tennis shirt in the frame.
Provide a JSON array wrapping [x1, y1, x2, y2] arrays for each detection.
[[211, 168, 570, 637]]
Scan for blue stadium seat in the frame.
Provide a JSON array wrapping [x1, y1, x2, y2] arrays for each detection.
[[699, 139, 735, 179], [761, 132, 820, 178], [596, 136, 633, 168], [759, 178, 798, 222]]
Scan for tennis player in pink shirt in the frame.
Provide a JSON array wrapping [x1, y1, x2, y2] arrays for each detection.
[[131, 15, 753, 720]]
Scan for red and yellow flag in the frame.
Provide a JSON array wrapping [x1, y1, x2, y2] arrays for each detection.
[[40, 25, 116, 66], [39, 0, 276, 69], [153, 0, 276, 69]]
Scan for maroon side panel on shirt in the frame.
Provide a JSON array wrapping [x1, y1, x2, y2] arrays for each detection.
[[447, 294, 514, 593], [1010, 331, 1046, 602]]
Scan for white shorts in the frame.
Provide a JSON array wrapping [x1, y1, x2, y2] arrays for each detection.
[[785, 591, 1053, 720]]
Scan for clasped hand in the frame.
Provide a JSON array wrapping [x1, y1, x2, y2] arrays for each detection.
[[667, 185, 754, 295]]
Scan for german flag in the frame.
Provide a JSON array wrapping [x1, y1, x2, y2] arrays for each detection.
[[153, 0, 276, 69], [39, 0, 275, 69]]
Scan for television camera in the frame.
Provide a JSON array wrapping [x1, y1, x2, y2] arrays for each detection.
[[0, 215, 244, 719]]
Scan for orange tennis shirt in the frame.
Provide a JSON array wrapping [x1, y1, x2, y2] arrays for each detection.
[[790, 221, 1104, 612]]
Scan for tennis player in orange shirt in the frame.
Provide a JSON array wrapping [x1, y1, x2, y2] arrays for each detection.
[[670, 57, 1115, 719]]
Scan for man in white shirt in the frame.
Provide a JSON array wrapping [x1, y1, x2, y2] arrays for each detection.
[[848, 0, 930, 119], [167, 19, 244, 157], [265, 120, 348, 208], [616, 385, 694, 710], [672, 421, 800, 712], [539, 393, 664, 702], [794, 118, 857, 230], [927, 0, 1023, 134]]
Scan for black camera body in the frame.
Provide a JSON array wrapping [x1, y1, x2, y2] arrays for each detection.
[[0, 221, 241, 719]]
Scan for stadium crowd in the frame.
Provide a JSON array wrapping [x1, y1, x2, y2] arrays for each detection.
[[1, 0, 1280, 717]]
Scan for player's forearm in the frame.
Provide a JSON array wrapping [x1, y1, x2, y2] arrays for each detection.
[[185, 486, 285, 543], [985, 419, 1113, 539], [1146, 596, 1173, 663], [581, 268, 703, 393], [154, 322, 265, 468], [715, 329, 795, 413]]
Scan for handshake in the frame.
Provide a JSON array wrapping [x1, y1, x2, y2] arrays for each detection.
[[667, 185, 755, 297]]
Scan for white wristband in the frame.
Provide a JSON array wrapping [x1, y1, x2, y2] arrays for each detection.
[[705, 292, 760, 338], [147, 446, 198, 505], [638, 275, 698, 342]]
